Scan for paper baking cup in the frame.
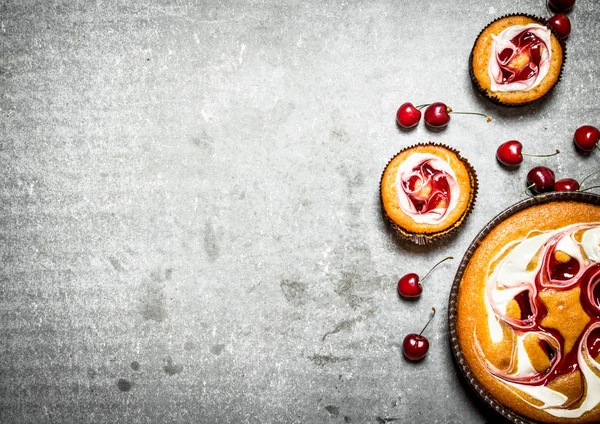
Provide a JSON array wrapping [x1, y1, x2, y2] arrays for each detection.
[[469, 13, 567, 107], [448, 191, 600, 424], [379, 142, 478, 245]]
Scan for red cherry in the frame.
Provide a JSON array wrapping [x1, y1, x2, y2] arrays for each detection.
[[397, 273, 421, 297], [397, 256, 453, 298], [396, 103, 422, 128], [554, 178, 580, 192], [424, 102, 451, 127], [402, 307, 436, 361], [423, 102, 492, 128], [496, 140, 524, 166], [403, 334, 429, 361], [548, 0, 575, 13], [527, 166, 555, 194], [547, 14, 571, 38], [574, 125, 600, 153], [496, 140, 560, 167]]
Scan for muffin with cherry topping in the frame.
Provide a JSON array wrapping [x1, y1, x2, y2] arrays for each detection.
[[470, 14, 565, 106], [380, 143, 477, 245]]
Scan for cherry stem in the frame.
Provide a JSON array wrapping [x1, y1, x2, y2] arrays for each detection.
[[580, 169, 600, 188], [522, 149, 560, 158], [418, 307, 436, 337], [415, 103, 430, 109], [524, 183, 536, 197], [449, 111, 493, 123], [596, 144, 600, 153], [420, 256, 454, 285], [581, 185, 600, 192]]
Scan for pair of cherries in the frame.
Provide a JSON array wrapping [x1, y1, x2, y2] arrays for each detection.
[[547, 0, 575, 38], [396, 102, 492, 129], [397, 256, 453, 361], [526, 166, 598, 194]]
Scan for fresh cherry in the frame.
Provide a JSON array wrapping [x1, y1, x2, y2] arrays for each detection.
[[548, 0, 575, 13], [402, 307, 436, 361], [554, 178, 580, 192], [424, 103, 451, 127], [396, 102, 424, 128], [527, 166, 556, 194], [574, 125, 600, 153], [423, 102, 492, 128], [496, 140, 560, 167], [397, 256, 453, 298], [547, 13, 571, 38]]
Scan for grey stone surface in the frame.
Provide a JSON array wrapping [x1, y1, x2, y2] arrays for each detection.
[[1, 1, 599, 423]]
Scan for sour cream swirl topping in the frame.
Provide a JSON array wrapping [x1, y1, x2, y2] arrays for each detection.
[[488, 23, 552, 92], [395, 153, 459, 224], [479, 223, 600, 418]]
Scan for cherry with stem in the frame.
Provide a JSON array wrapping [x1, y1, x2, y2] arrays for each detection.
[[424, 102, 492, 128], [402, 307, 436, 361], [496, 140, 560, 167], [543, 170, 600, 193], [396, 103, 431, 128], [397, 256, 454, 298], [526, 166, 555, 195]]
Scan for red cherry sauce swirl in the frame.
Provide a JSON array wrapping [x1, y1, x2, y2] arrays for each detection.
[[401, 160, 451, 215], [491, 229, 600, 398], [496, 29, 548, 85]]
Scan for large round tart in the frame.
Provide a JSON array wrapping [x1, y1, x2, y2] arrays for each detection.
[[450, 192, 600, 423]]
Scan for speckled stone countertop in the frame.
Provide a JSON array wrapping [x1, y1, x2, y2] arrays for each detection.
[[1, 1, 599, 423]]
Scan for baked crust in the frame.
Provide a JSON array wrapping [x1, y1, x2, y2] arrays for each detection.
[[456, 201, 600, 423], [380, 144, 473, 237], [471, 15, 564, 105]]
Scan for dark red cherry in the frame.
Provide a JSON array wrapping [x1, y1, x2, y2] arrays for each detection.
[[496, 140, 560, 167], [423, 102, 492, 128], [396, 103, 422, 128], [397, 256, 453, 298], [402, 307, 436, 361], [496, 140, 524, 166], [547, 14, 571, 38], [527, 166, 555, 194], [554, 178, 580, 192], [424, 102, 451, 127], [398, 273, 421, 297], [548, 0, 575, 13], [574, 125, 600, 152], [403, 334, 429, 361]]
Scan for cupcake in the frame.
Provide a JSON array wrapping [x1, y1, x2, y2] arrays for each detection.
[[454, 198, 600, 423], [470, 14, 566, 106], [380, 143, 477, 245]]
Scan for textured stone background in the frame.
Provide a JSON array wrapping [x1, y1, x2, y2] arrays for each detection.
[[1, 1, 599, 423]]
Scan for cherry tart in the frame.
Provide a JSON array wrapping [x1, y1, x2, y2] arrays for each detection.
[[456, 199, 600, 423], [380, 143, 477, 245], [470, 14, 566, 106]]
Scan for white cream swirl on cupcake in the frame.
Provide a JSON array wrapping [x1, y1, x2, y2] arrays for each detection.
[[488, 23, 552, 92], [395, 153, 459, 224], [477, 223, 600, 419]]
